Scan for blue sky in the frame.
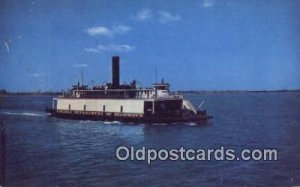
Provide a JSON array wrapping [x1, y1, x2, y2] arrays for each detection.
[[1, 0, 300, 91]]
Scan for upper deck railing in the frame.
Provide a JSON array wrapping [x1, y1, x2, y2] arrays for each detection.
[[58, 88, 183, 100]]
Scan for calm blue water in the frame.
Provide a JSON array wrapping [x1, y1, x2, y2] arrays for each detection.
[[0, 92, 300, 187]]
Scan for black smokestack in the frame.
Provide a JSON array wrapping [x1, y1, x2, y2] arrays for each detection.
[[112, 56, 120, 88]]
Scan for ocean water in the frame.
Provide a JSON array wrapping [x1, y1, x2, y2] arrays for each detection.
[[0, 92, 300, 187]]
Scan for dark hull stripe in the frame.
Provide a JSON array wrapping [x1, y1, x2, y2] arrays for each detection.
[[46, 109, 212, 123]]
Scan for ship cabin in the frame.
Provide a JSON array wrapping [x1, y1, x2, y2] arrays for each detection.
[[65, 79, 174, 100]]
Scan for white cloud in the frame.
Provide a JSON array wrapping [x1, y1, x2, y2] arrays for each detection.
[[132, 9, 153, 21], [202, 0, 215, 8], [4, 42, 9, 53], [86, 25, 131, 37], [85, 44, 135, 53], [86, 26, 112, 36], [84, 48, 99, 53], [73, 64, 88, 68], [158, 11, 181, 24], [30, 73, 46, 77], [132, 9, 181, 24]]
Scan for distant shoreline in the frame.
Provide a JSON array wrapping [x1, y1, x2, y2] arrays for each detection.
[[177, 89, 300, 93], [1, 89, 300, 96], [0, 92, 61, 96]]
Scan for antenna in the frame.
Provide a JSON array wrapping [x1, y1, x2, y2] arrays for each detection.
[[81, 69, 84, 85], [155, 68, 158, 83]]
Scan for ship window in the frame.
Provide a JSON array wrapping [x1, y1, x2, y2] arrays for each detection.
[[68, 104, 71, 110], [103, 105, 106, 112], [84, 105, 86, 111], [120, 105, 123, 113]]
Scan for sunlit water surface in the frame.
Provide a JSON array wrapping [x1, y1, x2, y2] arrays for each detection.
[[0, 92, 300, 186]]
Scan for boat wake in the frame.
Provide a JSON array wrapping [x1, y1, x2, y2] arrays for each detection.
[[185, 122, 198, 126], [151, 123, 170, 126], [103, 121, 121, 125], [0, 111, 47, 117], [79, 120, 93, 124]]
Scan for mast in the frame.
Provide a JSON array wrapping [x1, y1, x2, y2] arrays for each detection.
[[81, 69, 84, 86]]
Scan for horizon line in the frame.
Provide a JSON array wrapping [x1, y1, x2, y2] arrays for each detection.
[[1, 89, 300, 95]]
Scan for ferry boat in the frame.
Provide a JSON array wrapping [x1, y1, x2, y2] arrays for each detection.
[[47, 56, 212, 123]]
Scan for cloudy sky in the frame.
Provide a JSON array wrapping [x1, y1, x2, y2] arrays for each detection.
[[1, 0, 300, 91]]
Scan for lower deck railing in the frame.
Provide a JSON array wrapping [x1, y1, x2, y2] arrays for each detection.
[[55, 109, 144, 118]]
